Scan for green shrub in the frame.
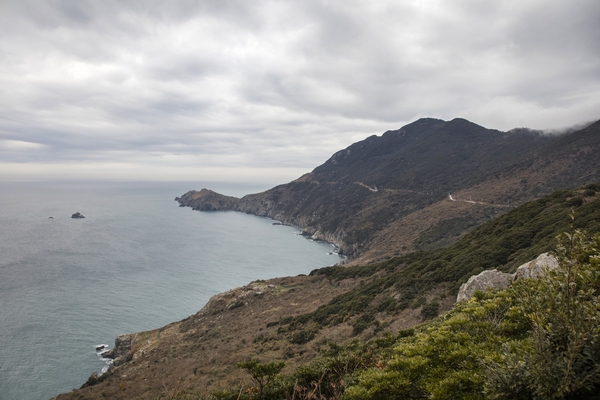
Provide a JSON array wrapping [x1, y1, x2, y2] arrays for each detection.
[[352, 313, 375, 335], [420, 301, 439, 320], [236, 359, 285, 400], [583, 189, 596, 197], [289, 328, 316, 345], [345, 289, 527, 400], [486, 230, 600, 399]]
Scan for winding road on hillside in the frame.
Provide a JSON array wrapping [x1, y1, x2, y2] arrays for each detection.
[[448, 194, 511, 208]]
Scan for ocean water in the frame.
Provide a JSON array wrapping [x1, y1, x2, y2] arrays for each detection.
[[0, 181, 341, 400]]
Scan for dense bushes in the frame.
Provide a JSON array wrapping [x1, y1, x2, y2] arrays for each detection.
[[347, 230, 600, 400], [344, 289, 528, 399], [214, 229, 600, 400], [486, 230, 600, 399], [211, 187, 600, 399], [291, 190, 600, 337]]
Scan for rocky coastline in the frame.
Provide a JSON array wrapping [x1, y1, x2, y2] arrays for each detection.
[[74, 250, 560, 396], [175, 118, 600, 265], [98, 333, 134, 368], [175, 189, 346, 259]]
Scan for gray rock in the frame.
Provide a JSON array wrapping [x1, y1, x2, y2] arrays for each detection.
[[514, 252, 558, 280], [99, 348, 113, 358], [457, 269, 514, 302], [456, 253, 561, 302], [100, 333, 133, 367], [81, 370, 100, 388], [112, 333, 133, 366], [71, 212, 85, 219]]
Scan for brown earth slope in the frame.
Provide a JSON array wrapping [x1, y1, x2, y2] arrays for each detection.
[[54, 273, 454, 399]]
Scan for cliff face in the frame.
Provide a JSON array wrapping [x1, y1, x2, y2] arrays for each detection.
[[178, 118, 600, 263]]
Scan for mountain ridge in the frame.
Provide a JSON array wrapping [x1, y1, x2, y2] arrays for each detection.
[[178, 117, 600, 264], [54, 116, 600, 399]]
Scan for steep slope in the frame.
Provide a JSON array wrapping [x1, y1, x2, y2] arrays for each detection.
[[178, 118, 600, 263], [56, 185, 600, 400]]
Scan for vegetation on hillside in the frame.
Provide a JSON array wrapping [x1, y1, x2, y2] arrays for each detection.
[[212, 228, 600, 400], [61, 185, 600, 400], [276, 186, 600, 339]]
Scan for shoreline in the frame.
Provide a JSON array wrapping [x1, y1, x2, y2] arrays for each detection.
[[176, 193, 346, 261], [80, 204, 344, 385]]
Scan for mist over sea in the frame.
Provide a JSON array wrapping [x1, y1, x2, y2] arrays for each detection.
[[0, 181, 340, 400]]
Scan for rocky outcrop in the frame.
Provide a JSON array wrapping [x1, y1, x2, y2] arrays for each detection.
[[100, 333, 134, 367], [457, 252, 559, 301], [198, 281, 277, 316], [456, 270, 514, 302], [71, 212, 85, 219], [514, 252, 559, 280]]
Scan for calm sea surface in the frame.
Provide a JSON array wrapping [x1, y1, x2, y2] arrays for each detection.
[[0, 181, 340, 400]]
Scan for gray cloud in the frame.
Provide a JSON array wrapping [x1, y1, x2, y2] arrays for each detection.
[[0, 0, 599, 182]]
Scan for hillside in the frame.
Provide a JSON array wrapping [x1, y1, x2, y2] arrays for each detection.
[[178, 118, 600, 263], [55, 117, 600, 399], [55, 184, 600, 399]]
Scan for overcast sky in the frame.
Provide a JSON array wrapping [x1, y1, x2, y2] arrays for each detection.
[[1, 0, 599, 183]]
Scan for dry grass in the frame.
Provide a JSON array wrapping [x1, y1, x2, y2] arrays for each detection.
[[53, 274, 366, 400]]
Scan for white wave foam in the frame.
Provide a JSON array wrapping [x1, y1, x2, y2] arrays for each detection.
[[95, 344, 114, 376]]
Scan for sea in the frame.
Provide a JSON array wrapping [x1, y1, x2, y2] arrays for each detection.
[[0, 180, 341, 400]]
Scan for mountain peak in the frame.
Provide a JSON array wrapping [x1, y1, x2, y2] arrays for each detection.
[[178, 118, 600, 262]]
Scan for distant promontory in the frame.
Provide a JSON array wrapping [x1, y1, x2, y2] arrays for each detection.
[[177, 117, 600, 264]]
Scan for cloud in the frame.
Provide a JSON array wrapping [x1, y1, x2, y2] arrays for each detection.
[[0, 0, 599, 182]]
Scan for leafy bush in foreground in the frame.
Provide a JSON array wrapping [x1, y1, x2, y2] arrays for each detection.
[[346, 230, 600, 400], [486, 229, 600, 399], [219, 229, 600, 400]]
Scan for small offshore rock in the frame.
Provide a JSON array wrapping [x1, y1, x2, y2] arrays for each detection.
[[71, 212, 85, 219]]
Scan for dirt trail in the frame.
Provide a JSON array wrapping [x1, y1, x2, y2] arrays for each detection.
[[448, 194, 510, 208], [355, 182, 378, 192]]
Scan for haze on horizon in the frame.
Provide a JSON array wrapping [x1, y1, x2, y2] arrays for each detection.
[[1, 0, 599, 183]]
